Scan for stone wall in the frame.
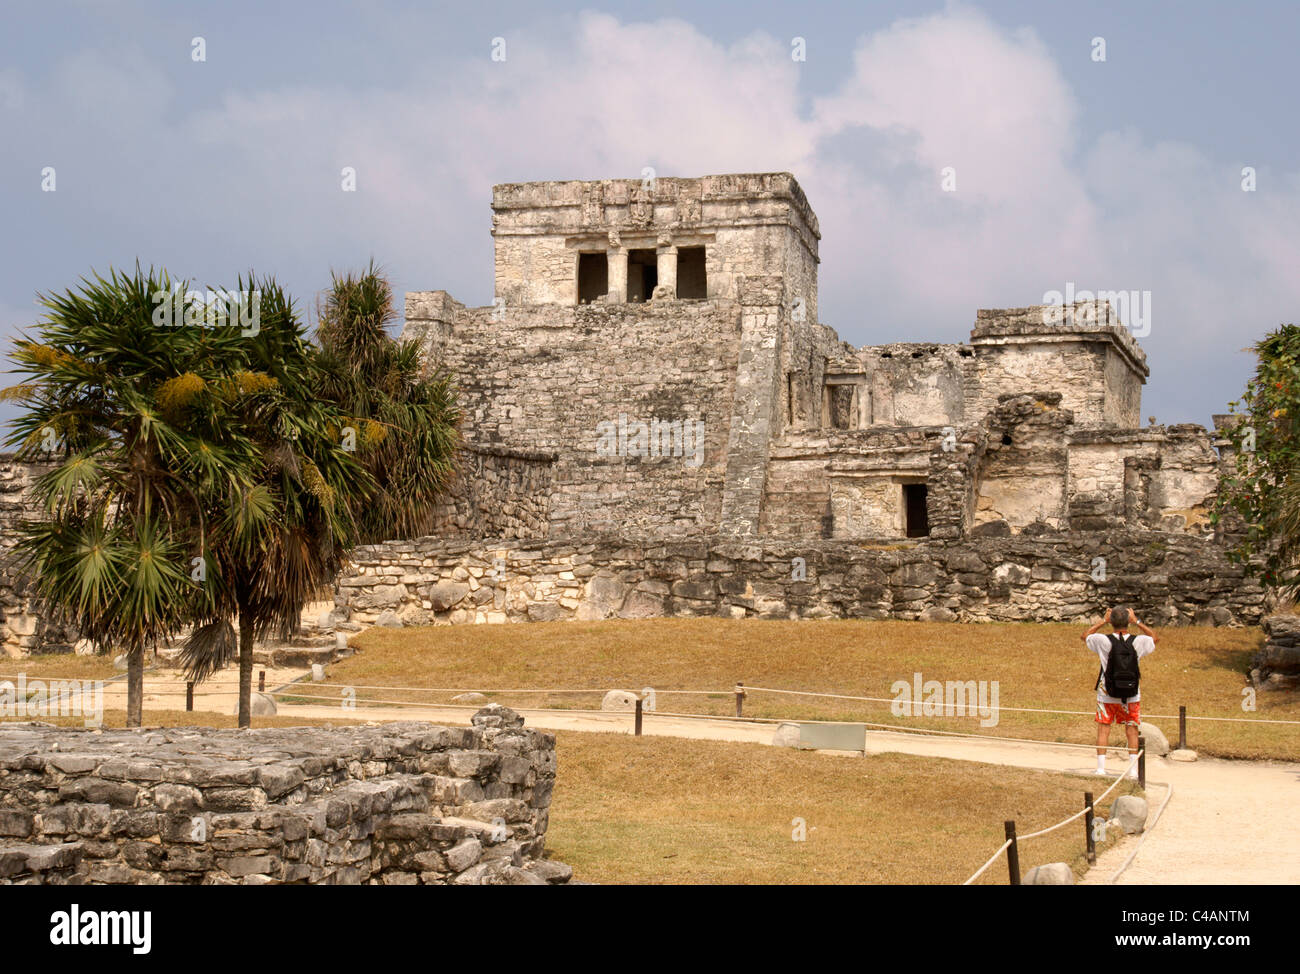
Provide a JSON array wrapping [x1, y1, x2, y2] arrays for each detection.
[[0, 709, 572, 886], [405, 291, 744, 538], [334, 532, 1268, 629], [430, 446, 556, 541], [0, 455, 78, 657]]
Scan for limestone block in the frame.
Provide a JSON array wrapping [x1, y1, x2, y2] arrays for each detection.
[[230, 693, 278, 717], [1110, 795, 1148, 834], [601, 690, 638, 712], [1137, 722, 1169, 756], [1023, 862, 1074, 885]]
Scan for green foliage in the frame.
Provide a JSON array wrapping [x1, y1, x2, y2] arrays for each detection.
[[6, 260, 461, 725], [1214, 322, 1300, 592], [314, 260, 461, 543]]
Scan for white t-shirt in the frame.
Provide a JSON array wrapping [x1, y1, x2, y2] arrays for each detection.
[[1086, 632, 1155, 703]]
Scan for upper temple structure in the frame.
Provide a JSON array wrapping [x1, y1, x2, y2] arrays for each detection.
[[401, 172, 1225, 545]]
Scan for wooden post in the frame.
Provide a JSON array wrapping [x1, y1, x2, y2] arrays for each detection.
[[258, 670, 266, 693], [1004, 820, 1020, 885], [1178, 705, 1187, 750], [1137, 736, 1146, 789], [1084, 792, 1096, 864], [186, 681, 194, 712], [735, 683, 745, 718], [634, 697, 643, 737]]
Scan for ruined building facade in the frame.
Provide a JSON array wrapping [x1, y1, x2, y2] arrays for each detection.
[[0, 173, 1265, 654], [401, 172, 1225, 548]]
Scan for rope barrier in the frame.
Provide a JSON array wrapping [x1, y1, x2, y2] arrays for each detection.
[[6, 672, 1298, 727], [738, 684, 1300, 726], [959, 751, 1142, 885]]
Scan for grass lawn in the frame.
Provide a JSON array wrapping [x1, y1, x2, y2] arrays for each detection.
[[0, 653, 120, 682], [321, 618, 1297, 761], [18, 709, 1134, 884]]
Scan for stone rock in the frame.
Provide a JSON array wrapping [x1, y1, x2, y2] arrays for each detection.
[[311, 664, 325, 683], [524, 859, 573, 884], [919, 606, 957, 622], [445, 837, 482, 873], [1137, 722, 1169, 757], [772, 722, 802, 748], [601, 690, 638, 712], [425, 581, 470, 612], [471, 703, 524, 729], [1111, 795, 1148, 834], [1023, 862, 1074, 885], [375, 610, 403, 628], [1167, 748, 1198, 762], [112, 654, 129, 671], [231, 693, 278, 717], [452, 692, 488, 704]]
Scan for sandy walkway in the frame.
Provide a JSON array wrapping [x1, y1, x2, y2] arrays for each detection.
[[113, 667, 1300, 885]]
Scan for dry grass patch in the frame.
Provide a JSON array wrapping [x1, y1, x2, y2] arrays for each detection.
[[0, 654, 119, 682], [547, 730, 1138, 884], [332, 618, 1297, 760]]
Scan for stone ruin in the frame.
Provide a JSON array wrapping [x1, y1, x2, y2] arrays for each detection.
[[344, 172, 1264, 628], [0, 707, 573, 885], [0, 172, 1270, 653]]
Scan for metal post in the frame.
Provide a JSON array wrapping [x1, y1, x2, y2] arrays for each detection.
[[186, 681, 194, 712], [1178, 705, 1187, 750], [735, 683, 745, 718], [1004, 820, 1020, 885], [258, 670, 265, 693], [1084, 792, 1096, 864], [634, 697, 643, 737], [1137, 736, 1146, 789]]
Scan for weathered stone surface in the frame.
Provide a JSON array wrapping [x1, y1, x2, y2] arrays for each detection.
[[1111, 796, 1149, 834], [1137, 723, 1169, 757], [1024, 862, 1075, 885], [0, 721, 569, 886], [601, 690, 638, 713], [1168, 748, 1198, 762]]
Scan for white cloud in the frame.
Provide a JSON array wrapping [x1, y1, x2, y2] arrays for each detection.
[[3, 6, 1295, 421]]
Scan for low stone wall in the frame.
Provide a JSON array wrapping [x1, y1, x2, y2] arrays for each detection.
[[335, 532, 1268, 628], [0, 708, 571, 885]]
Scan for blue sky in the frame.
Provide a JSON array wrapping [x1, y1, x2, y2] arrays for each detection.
[[2, 0, 1297, 425]]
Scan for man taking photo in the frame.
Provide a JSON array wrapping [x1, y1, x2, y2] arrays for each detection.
[[1081, 607, 1159, 777]]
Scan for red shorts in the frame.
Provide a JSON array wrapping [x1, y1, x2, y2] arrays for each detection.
[[1095, 701, 1140, 726]]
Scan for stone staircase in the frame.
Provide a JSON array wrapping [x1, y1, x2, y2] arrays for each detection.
[[156, 601, 363, 671]]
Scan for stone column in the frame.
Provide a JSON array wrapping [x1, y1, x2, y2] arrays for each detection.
[[607, 248, 627, 304], [656, 246, 677, 298]]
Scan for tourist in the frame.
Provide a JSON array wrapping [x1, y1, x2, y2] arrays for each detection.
[[1081, 607, 1159, 777]]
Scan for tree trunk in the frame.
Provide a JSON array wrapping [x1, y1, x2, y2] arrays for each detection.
[[238, 614, 255, 729], [126, 648, 144, 728]]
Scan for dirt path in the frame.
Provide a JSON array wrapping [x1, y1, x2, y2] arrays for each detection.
[[117, 668, 1300, 885]]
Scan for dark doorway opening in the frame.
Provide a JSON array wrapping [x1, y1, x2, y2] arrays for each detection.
[[627, 249, 657, 302], [676, 246, 707, 298], [903, 483, 929, 538], [577, 252, 608, 304]]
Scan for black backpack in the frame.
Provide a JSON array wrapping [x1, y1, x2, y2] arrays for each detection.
[[1097, 633, 1141, 702]]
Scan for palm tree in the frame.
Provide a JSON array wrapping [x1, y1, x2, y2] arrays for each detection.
[[5, 266, 257, 726], [314, 262, 461, 543], [177, 276, 371, 727]]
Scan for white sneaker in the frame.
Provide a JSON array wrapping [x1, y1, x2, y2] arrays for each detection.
[[1095, 768, 1108, 776]]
